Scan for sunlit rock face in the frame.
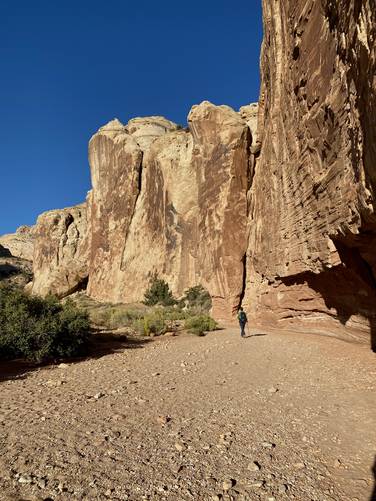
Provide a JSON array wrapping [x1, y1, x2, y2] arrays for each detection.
[[31, 203, 90, 298], [243, 0, 376, 344], [87, 102, 251, 319], [0, 225, 35, 261]]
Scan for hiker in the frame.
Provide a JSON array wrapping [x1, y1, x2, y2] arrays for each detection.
[[237, 307, 248, 338]]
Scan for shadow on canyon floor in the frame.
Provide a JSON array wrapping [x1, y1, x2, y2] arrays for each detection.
[[0, 333, 152, 383], [282, 243, 376, 354]]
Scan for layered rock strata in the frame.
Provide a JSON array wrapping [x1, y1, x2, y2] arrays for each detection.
[[243, 0, 376, 345]]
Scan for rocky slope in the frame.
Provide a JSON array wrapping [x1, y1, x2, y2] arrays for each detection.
[[243, 0, 376, 347]]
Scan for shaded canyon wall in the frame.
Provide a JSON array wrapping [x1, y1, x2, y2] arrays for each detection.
[[243, 0, 376, 346]]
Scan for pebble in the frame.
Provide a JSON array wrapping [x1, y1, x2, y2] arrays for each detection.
[[248, 461, 261, 471], [268, 387, 279, 393], [278, 484, 288, 493], [262, 441, 276, 449], [37, 478, 47, 489], [250, 480, 264, 488], [94, 392, 105, 400], [157, 415, 171, 425], [18, 474, 33, 484], [294, 462, 306, 469], [222, 479, 236, 491], [175, 442, 185, 452]]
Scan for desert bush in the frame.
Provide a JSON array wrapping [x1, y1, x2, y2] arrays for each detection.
[[185, 314, 218, 336], [0, 285, 90, 362], [88, 304, 143, 329], [133, 310, 167, 336], [180, 285, 212, 313], [143, 275, 177, 306]]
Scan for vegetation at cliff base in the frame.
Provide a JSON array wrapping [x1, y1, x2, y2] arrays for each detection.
[[0, 284, 90, 362], [77, 280, 218, 337], [143, 275, 177, 307]]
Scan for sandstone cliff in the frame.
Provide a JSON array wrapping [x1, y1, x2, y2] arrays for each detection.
[[0, 225, 35, 261], [243, 0, 376, 345], [20, 0, 376, 349], [87, 103, 252, 318]]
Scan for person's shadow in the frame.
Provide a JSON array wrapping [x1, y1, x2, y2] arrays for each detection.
[[370, 456, 376, 501]]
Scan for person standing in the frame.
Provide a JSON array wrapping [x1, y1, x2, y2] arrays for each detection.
[[237, 307, 248, 338]]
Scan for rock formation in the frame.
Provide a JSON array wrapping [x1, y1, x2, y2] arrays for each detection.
[[9, 0, 375, 348], [0, 225, 35, 261], [243, 0, 376, 345], [30, 204, 89, 298], [87, 103, 251, 318]]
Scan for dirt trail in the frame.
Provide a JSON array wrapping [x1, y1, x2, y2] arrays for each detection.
[[0, 327, 375, 501]]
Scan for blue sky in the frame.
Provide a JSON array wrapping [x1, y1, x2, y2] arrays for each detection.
[[0, 0, 263, 234]]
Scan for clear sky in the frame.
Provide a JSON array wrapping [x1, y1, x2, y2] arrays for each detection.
[[0, 0, 263, 235]]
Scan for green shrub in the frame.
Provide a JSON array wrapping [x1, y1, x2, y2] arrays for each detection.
[[143, 275, 177, 306], [185, 314, 218, 336], [180, 285, 212, 313], [0, 285, 90, 362], [133, 310, 167, 336], [88, 305, 143, 329]]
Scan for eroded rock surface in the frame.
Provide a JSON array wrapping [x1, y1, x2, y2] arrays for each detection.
[[87, 102, 250, 318], [244, 0, 376, 344], [31, 204, 89, 297], [0, 225, 35, 261]]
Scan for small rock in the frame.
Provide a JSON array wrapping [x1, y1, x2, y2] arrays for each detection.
[[37, 478, 47, 489], [294, 462, 305, 469], [18, 474, 33, 484], [212, 496, 222, 501], [248, 461, 261, 471], [262, 442, 275, 449], [222, 479, 236, 491], [151, 372, 160, 377], [157, 415, 171, 426], [250, 481, 264, 488], [333, 458, 342, 468], [278, 484, 288, 493], [268, 386, 279, 393], [175, 442, 185, 452], [94, 392, 105, 400], [58, 363, 69, 369]]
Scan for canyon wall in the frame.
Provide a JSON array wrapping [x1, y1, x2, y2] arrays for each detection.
[[243, 0, 376, 345], [87, 103, 251, 318], [9, 0, 376, 347]]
